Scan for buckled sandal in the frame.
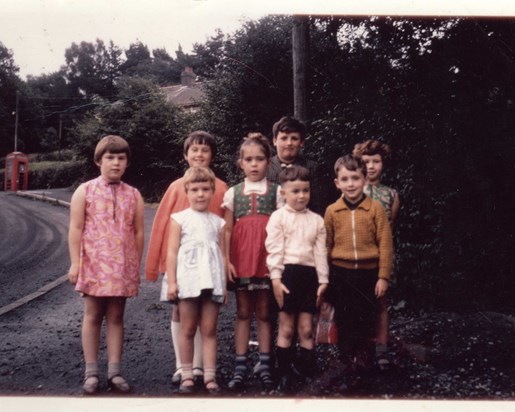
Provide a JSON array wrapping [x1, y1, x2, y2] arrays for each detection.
[[178, 378, 195, 395], [108, 375, 131, 393], [204, 380, 221, 396], [172, 368, 182, 385], [82, 375, 99, 395]]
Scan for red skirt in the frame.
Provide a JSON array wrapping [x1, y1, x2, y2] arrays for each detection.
[[230, 214, 270, 279]]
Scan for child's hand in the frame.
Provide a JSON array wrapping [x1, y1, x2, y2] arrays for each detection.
[[227, 262, 237, 283], [167, 282, 179, 301], [316, 283, 328, 307], [67, 264, 79, 285], [272, 278, 289, 309], [375, 279, 388, 298]]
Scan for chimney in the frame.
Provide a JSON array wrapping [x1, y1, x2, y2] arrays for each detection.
[[181, 66, 195, 86]]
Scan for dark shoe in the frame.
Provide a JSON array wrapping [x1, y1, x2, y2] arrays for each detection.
[[376, 354, 392, 372], [171, 368, 182, 385], [255, 366, 274, 391], [108, 375, 131, 393], [178, 378, 195, 395], [83, 375, 99, 395], [205, 380, 221, 395], [276, 373, 292, 393], [227, 372, 245, 391]]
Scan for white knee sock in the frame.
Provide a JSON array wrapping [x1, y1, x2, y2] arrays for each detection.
[[192, 326, 203, 371], [171, 320, 181, 371]]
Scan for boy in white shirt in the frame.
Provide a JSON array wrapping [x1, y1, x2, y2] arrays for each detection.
[[265, 165, 329, 392]]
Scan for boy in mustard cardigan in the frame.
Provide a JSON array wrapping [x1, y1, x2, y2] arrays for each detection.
[[324, 154, 393, 390]]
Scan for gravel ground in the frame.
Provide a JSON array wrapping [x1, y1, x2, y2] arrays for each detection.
[[1, 192, 513, 400]]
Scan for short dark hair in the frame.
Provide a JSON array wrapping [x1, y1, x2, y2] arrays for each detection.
[[94, 135, 131, 164], [183, 130, 217, 158], [278, 165, 310, 186], [334, 155, 367, 177], [272, 116, 306, 140]]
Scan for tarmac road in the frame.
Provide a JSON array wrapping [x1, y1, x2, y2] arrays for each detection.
[[0, 192, 70, 309]]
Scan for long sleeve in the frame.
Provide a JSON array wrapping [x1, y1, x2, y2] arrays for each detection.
[[144, 181, 183, 281], [375, 204, 393, 280], [313, 218, 329, 284], [265, 211, 286, 280]]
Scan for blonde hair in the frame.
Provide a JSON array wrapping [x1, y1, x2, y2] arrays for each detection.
[[94, 135, 131, 164], [183, 166, 216, 191]]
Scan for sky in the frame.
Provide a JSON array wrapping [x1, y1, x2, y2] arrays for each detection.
[[1, 0, 514, 79]]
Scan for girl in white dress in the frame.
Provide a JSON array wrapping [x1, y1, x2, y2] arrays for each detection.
[[166, 166, 226, 395]]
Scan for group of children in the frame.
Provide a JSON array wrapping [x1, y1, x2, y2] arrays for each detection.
[[67, 116, 400, 395]]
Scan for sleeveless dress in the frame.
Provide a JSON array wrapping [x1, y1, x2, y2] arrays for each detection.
[[364, 183, 397, 225], [75, 177, 141, 297], [172, 208, 226, 303], [229, 181, 278, 287]]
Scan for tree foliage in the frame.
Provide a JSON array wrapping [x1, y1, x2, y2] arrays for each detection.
[[70, 77, 188, 200]]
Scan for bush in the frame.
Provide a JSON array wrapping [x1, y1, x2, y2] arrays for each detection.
[[27, 160, 86, 190]]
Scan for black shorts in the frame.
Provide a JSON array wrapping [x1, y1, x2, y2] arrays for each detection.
[[278, 264, 318, 314]]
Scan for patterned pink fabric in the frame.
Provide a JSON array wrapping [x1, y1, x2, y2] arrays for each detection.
[[75, 177, 140, 297]]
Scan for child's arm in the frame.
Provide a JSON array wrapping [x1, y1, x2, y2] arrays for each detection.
[[219, 227, 229, 305], [391, 191, 401, 228], [375, 205, 394, 297], [265, 211, 289, 308], [145, 183, 179, 281], [133, 191, 145, 263], [223, 208, 237, 282], [165, 218, 181, 301], [314, 216, 329, 307], [67, 184, 86, 284]]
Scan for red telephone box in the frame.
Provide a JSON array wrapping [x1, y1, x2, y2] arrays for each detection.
[[4, 152, 29, 191]]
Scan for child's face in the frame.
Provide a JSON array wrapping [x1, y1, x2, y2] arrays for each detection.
[[280, 179, 310, 211], [238, 143, 269, 182], [334, 166, 366, 202], [361, 154, 383, 183], [184, 143, 213, 168], [96, 151, 128, 183], [273, 131, 303, 163], [186, 181, 214, 212]]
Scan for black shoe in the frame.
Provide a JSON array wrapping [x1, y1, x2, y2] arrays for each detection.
[[227, 372, 245, 392], [276, 373, 292, 393]]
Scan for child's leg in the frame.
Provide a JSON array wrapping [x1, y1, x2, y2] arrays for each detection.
[[81, 296, 105, 392], [296, 312, 316, 377], [178, 298, 200, 387], [234, 290, 253, 354], [375, 296, 390, 368], [105, 297, 130, 392], [175, 302, 203, 377], [254, 290, 274, 390], [199, 298, 220, 390], [170, 305, 182, 382], [228, 290, 252, 390], [275, 312, 295, 391]]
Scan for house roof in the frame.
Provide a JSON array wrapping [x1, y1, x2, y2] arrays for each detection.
[[161, 83, 205, 107]]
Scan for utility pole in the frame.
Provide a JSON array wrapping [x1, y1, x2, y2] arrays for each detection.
[[58, 114, 63, 160], [14, 91, 19, 152], [292, 15, 309, 124]]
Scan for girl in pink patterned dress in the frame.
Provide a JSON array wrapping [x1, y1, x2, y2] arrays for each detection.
[[68, 135, 144, 395]]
